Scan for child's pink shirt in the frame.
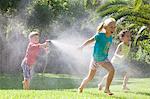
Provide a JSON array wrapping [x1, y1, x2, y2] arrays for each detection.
[[24, 42, 41, 66]]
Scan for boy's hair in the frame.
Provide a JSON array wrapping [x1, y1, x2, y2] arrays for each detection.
[[28, 31, 39, 39], [97, 17, 116, 33], [119, 30, 130, 40]]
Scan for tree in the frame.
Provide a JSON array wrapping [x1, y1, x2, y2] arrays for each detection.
[[96, 0, 150, 28], [84, 0, 101, 9], [26, 0, 69, 31], [0, 0, 21, 14]]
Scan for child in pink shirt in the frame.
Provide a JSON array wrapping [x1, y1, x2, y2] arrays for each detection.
[[21, 31, 49, 90]]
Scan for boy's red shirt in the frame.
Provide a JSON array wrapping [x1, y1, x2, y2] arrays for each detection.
[[24, 42, 41, 66]]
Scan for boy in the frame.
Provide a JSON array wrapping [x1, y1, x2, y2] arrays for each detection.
[[21, 31, 49, 90]]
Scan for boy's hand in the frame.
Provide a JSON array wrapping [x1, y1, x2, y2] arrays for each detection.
[[45, 42, 49, 48], [41, 42, 48, 48], [46, 39, 51, 43], [43, 42, 50, 53], [45, 40, 51, 47], [45, 47, 49, 54]]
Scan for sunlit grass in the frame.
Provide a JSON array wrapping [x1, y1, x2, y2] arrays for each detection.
[[0, 73, 150, 99]]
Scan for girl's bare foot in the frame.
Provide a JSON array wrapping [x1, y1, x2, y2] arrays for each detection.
[[78, 87, 83, 93], [98, 83, 103, 91], [123, 87, 130, 90], [104, 89, 113, 95]]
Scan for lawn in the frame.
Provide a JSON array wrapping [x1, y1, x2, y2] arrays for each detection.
[[0, 73, 150, 99]]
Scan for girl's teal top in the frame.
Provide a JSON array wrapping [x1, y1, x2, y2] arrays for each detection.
[[93, 32, 112, 62]]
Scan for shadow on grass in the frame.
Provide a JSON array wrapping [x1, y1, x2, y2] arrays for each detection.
[[0, 73, 82, 90], [30, 74, 82, 90], [136, 92, 150, 96], [0, 73, 137, 90], [0, 74, 23, 89], [125, 91, 150, 97], [85, 91, 126, 99]]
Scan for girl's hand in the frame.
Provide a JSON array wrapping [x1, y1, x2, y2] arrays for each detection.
[[78, 46, 84, 50]]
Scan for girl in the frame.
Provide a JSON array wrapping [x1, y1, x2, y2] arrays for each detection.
[[98, 30, 131, 91], [78, 18, 116, 95]]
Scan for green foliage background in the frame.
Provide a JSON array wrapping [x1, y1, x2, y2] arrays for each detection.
[[0, 0, 149, 74]]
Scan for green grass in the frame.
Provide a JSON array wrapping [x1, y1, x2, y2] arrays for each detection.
[[0, 73, 150, 99]]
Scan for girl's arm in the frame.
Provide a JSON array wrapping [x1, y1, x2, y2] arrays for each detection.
[[79, 36, 95, 49], [114, 43, 124, 58]]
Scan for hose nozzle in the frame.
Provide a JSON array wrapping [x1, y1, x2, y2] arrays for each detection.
[[46, 39, 51, 43]]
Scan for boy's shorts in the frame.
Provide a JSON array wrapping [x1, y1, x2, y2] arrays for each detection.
[[21, 61, 32, 80], [89, 58, 110, 70]]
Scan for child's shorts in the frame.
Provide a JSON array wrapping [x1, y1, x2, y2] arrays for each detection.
[[112, 61, 130, 75], [89, 58, 110, 70], [21, 61, 32, 80]]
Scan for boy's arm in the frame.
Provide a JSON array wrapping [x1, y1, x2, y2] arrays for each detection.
[[79, 36, 95, 49], [31, 42, 48, 49], [39, 41, 49, 48]]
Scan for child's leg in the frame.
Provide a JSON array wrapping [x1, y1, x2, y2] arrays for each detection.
[[101, 62, 115, 95], [78, 69, 96, 93], [21, 61, 32, 90], [98, 74, 108, 90], [123, 73, 129, 90]]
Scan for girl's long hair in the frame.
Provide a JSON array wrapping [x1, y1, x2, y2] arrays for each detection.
[[96, 18, 116, 33], [96, 22, 104, 33]]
